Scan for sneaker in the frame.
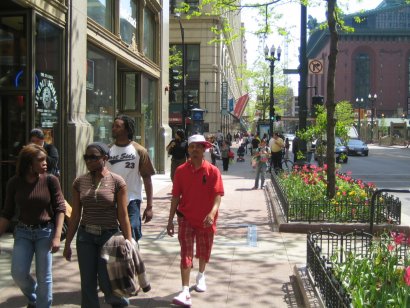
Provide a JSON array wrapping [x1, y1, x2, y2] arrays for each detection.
[[195, 273, 206, 292], [172, 291, 192, 306]]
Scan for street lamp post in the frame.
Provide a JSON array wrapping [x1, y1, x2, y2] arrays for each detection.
[[355, 97, 364, 139], [175, 12, 186, 133], [264, 44, 281, 137], [368, 93, 377, 143]]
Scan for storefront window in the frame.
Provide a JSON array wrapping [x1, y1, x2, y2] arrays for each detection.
[[0, 15, 27, 89], [141, 74, 157, 160], [143, 8, 156, 61], [123, 72, 139, 111], [120, 0, 138, 46], [86, 46, 115, 144], [87, 0, 114, 31], [34, 17, 62, 144]]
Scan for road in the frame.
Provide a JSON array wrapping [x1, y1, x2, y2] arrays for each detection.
[[338, 145, 410, 218]]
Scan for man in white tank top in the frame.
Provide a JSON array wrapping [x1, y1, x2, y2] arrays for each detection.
[[107, 115, 155, 241]]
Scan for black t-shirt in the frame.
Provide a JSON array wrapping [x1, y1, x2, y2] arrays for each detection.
[[252, 138, 260, 149], [168, 140, 188, 160]]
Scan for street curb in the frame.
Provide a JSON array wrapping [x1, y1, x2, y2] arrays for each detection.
[[293, 265, 324, 308]]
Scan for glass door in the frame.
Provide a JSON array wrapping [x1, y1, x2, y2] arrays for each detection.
[[0, 94, 27, 210]]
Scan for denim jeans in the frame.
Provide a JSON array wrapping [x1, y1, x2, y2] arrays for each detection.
[[76, 226, 129, 308], [128, 199, 142, 241], [254, 162, 267, 188], [12, 224, 53, 308]]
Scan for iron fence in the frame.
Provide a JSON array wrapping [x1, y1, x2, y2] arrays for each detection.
[[271, 172, 401, 224], [307, 229, 410, 307]]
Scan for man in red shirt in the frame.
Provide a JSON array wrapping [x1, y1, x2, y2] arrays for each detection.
[[167, 134, 224, 307]]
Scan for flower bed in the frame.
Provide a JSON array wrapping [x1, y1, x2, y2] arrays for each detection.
[[308, 230, 410, 307], [274, 164, 401, 224]]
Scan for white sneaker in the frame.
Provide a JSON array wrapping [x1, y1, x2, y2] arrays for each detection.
[[195, 273, 207, 292], [172, 291, 192, 306]]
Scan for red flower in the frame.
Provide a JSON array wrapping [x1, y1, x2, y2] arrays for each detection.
[[388, 244, 394, 252], [404, 267, 410, 286]]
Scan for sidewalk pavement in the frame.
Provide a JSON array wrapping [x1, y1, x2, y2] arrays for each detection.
[[0, 144, 315, 307]]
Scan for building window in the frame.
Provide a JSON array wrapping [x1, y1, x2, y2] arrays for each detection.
[[120, 0, 138, 46], [86, 45, 115, 144], [141, 74, 157, 161], [0, 15, 27, 89], [170, 0, 199, 14], [34, 17, 63, 144], [122, 72, 140, 111], [143, 7, 156, 61], [354, 53, 370, 99], [87, 0, 114, 31]]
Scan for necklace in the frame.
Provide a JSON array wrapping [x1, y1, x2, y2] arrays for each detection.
[[91, 174, 103, 202]]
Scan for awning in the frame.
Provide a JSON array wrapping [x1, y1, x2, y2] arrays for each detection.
[[232, 93, 249, 119], [169, 112, 192, 125]]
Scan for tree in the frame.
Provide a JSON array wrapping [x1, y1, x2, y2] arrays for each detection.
[[325, 0, 338, 198], [298, 101, 354, 164]]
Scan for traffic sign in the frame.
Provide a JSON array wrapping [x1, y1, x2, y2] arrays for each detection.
[[308, 59, 324, 75]]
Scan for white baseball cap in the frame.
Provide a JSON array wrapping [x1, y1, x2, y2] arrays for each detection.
[[188, 134, 212, 149]]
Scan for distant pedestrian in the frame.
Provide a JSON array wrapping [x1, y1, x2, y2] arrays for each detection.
[[29, 128, 60, 177], [252, 140, 270, 189], [269, 132, 284, 173], [251, 134, 260, 155], [0, 144, 66, 308], [166, 129, 189, 182], [166, 134, 224, 307], [284, 138, 290, 160], [220, 140, 231, 171]]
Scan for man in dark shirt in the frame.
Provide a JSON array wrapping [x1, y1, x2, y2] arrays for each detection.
[[29, 128, 60, 177]]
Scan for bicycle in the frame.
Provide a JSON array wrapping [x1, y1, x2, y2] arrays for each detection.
[[267, 156, 294, 174], [281, 158, 294, 173]]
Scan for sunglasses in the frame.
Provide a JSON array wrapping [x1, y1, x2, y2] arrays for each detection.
[[83, 154, 103, 161]]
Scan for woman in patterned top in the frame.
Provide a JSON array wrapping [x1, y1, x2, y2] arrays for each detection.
[[63, 142, 132, 308]]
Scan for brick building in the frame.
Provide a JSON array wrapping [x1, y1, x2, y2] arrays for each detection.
[[306, 0, 410, 120]]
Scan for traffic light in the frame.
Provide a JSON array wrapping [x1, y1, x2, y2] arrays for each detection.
[[186, 94, 194, 117], [311, 95, 324, 117], [169, 68, 180, 102]]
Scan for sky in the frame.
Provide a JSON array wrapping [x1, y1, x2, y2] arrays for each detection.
[[243, 0, 382, 94]]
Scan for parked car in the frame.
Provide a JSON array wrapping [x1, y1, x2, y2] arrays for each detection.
[[347, 139, 369, 156], [314, 137, 348, 163]]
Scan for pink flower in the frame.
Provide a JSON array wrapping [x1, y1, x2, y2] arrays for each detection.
[[404, 267, 410, 286], [388, 244, 395, 251], [391, 231, 405, 245]]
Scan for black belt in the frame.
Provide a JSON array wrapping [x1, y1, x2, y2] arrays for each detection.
[[80, 225, 119, 236], [18, 221, 51, 229]]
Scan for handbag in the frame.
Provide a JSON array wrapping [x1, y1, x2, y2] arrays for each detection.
[[47, 175, 70, 241], [228, 150, 234, 159]]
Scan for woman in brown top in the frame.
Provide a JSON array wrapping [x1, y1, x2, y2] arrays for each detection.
[[0, 144, 66, 308], [63, 142, 132, 308]]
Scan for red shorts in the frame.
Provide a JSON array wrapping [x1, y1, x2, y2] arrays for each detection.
[[177, 216, 215, 268]]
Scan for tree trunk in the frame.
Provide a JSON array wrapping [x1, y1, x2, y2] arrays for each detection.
[[326, 0, 338, 199]]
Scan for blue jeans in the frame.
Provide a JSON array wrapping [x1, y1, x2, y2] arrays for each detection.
[[128, 199, 142, 241], [254, 162, 267, 188], [76, 226, 129, 308], [12, 224, 54, 308]]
